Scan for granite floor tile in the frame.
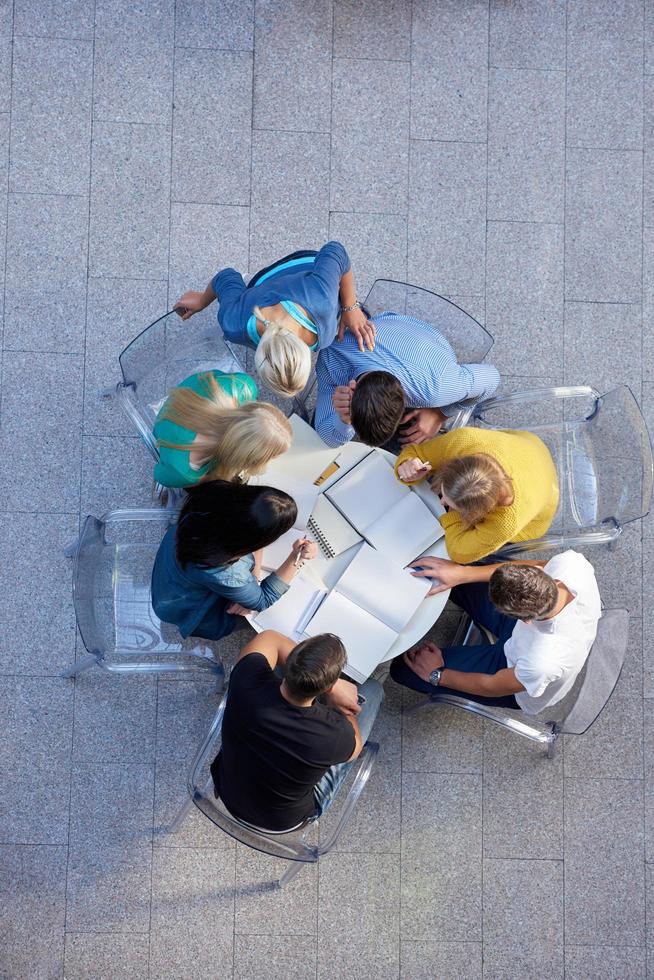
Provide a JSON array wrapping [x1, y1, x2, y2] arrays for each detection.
[[411, 0, 488, 142], [644, 700, 654, 861], [84, 277, 169, 436], [94, 0, 174, 125], [331, 132, 409, 215], [490, 0, 566, 69], [0, 512, 77, 674], [564, 776, 645, 945], [488, 68, 565, 223], [0, 108, 9, 188], [0, 351, 84, 513], [155, 676, 222, 765], [332, 58, 410, 138], [63, 933, 150, 980], [175, 0, 254, 50], [579, 523, 642, 619], [149, 846, 235, 979], [154, 757, 234, 848], [643, 383, 654, 541], [80, 434, 154, 515], [564, 301, 642, 391], [89, 121, 171, 279], [401, 702, 483, 775], [318, 851, 400, 979], [168, 201, 250, 307], [400, 941, 482, 979], [173, 48, 252, 204], [0, 844, 67, 980], [255, 0, 332, 54], [648, 0, 654, 73], [645, 75, 654, 227], [234, 935, 317, 980], [249, 131, 330, 274], [566, 0, 643, 150], [485, 221, 564, 376], [645, 225, 654, 382], [0, 0, 10, 37], [401, 772, 481, 941], [14, 0, 94, 38], [334, 0, 411, 61], [234, 844, 318, 934], [565, 147, 642, 303], [70, 763, 155, 845], [565, 945, 646, 980], [0, 36, 11, 114], [72, 674, 157, 764], [4, 193, 88, 353], [482, 858, 564, 980], [254, 48, 332, 134], [1, 762, 71, 846], [66, 841, 153, 933], [10, 36, 92, 195], [563, 695, 643, 780], [482, 723, 563, 859], [644, 554, 654, 698], [408, 140, 486, 294], [328, 211, 407, 300]]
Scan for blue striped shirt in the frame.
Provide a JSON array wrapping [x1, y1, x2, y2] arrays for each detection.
[[314, 312, 500, 448]]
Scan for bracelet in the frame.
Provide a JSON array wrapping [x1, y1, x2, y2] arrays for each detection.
[[340, 301, 361, 314]]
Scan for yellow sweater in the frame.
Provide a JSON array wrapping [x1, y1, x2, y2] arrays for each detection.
[[395, 427, 559, 563]]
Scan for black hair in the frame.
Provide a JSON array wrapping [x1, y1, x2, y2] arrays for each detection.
[[284, 633, 347, 699], [350, 370, 406, 447], [175, 480, 298, 569]]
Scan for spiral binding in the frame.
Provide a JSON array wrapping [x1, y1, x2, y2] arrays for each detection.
[[306, 516, 335, 559]]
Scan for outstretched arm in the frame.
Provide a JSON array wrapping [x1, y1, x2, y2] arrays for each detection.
[[407, 555, 548, 596], [403, 641, 525, 697], [174, 268, 247, 321]]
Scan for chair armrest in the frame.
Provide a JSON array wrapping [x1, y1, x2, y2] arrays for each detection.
[[474, 385, 600, 420], [317, 741, 379, 856], [492, 522, 621, 558], [101, 507, 181, 524], [188, 695, 228, 798], [115, 384, 160, 460]]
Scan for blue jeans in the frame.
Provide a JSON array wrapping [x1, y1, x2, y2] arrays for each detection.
[[389, 582, 520, 708], [313, 677, 385, 816]]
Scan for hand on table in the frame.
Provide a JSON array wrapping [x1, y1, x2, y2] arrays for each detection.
[[408, 557, 467, 596], [227, 602, 254, 616], [403, 640, 444, 681], [397, 458, 432, 483], [338, 307, 376, 352], [324, 677, 361, 717], [333, 379, 357, 426], [398, 407, 447, 445]]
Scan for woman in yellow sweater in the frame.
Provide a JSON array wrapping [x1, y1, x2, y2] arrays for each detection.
[[395, 427, 559, 563]]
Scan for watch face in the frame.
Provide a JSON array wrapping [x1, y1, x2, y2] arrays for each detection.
[[429, 669, 441, 686]]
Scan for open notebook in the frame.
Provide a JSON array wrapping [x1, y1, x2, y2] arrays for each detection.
[[304, 544, 430, 683], [252, 573, 327, 642], [325, 451, 443, 568]]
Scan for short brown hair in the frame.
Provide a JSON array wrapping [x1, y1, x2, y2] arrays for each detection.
[[489, 564, 559, 620], [433, 453, 511, 528], [350, 371, 405, 447], [284, 633, 347, 699]]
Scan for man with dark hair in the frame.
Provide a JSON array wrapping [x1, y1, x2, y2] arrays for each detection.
[[211, 630, 384, 831], [314, 311, 500, 448], [389, 551, 601, 714]]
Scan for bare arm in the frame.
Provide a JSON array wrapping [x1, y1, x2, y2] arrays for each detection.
[[236, 629, 296, 670], [439, 666, 525, 698], [407, 556, 548, 596]]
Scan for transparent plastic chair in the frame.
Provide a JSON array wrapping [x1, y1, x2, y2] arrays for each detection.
[[403, 608, 629, 758], [471, 384, 654, 555], [61, 509, 224, 683], [168, 695, 379, 887], [292, 278, 495, 427]]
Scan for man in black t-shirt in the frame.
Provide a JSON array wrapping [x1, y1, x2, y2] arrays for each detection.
[[211, 629, 384, 832]]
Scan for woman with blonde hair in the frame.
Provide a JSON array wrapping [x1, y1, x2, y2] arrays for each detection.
[[153, 369, 292, 489], [173, 242, 376, 398], [395, 427, 559, 563]]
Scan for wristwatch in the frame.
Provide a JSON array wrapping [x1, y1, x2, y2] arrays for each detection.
[[428, 668, 443, 687]]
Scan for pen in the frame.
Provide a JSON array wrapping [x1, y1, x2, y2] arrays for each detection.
[[314, 452, 343, 486]]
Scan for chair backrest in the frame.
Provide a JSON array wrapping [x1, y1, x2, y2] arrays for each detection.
[[118, 308, 245, 438], [557, 608, 629, 735], [363, 279, 494, 363]]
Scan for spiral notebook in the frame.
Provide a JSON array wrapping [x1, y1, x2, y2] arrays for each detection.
[[306, 495, 362, 559]]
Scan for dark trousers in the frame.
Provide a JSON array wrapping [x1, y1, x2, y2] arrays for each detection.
[[390, 582, 520, 708]]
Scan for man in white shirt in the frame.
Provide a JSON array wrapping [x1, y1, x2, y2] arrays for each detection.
[[389, 551, 602, 714]]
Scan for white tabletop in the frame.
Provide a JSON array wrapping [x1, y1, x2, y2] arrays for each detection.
[[255, 416, 451, 667]]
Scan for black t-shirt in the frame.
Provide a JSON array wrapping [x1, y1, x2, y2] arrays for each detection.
[[211, 653, 356, 831]]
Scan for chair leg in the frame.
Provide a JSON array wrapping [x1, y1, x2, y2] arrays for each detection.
[[60, 653, 101, 678], [166, 796, 195, 834], [277, 860, 306, 889], [63, 537, 79, 558], [545, 731, 558, 759]]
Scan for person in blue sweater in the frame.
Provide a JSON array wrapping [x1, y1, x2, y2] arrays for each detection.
[[151, 480, 318, 641], [174, 242, 375, 398]]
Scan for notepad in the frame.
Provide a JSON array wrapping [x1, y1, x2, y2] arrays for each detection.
[[305, 495, 362, 559], [253, 574, 327, 641], [304, 544, 430, 682], [325, 451, 443, 567]]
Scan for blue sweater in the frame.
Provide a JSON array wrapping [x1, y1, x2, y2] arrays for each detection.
[[151, 527, 289, 640], [211, 241, 350, 351]]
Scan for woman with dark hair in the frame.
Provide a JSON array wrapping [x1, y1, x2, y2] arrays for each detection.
[[151, 480, 318, 640]]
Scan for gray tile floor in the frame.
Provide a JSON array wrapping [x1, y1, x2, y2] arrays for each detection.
[[1, 1, 652, 977]]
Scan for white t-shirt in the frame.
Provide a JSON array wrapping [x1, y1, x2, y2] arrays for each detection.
[[503, 551, 602, 715]]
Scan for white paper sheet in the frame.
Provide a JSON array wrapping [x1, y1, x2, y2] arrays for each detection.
[[335, 543, 430, 632], [304, 590, 395, 683]]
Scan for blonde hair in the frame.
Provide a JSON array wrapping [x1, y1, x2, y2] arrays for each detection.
[[158, 372, 292, 482], [252, 305, 312, 398], [433, 453, 513, 529]]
